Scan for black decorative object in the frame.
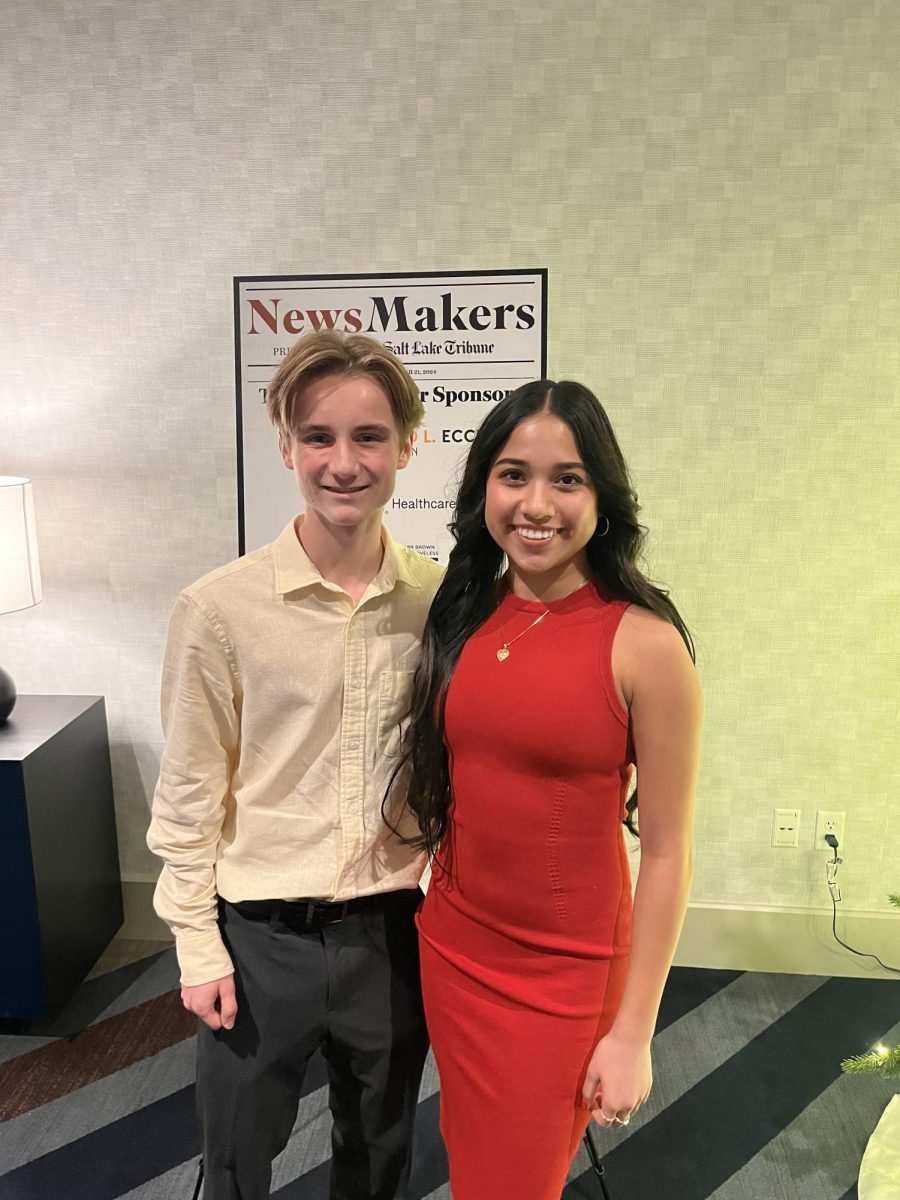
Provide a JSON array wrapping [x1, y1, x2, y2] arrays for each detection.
[[0, 664, 15, 724]]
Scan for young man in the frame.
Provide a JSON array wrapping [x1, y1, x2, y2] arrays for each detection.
[[147, 331, 442, 1200]]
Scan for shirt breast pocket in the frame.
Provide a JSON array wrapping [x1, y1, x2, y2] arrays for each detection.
[[377, 669, 416, 759]]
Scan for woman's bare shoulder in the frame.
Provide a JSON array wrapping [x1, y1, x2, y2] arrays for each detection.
[[614, 605, 698, 701]]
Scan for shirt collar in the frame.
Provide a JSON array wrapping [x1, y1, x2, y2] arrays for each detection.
[[377, 524, 423, 591], [273, 517, 422, 597]]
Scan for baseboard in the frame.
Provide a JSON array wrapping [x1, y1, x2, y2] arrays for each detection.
[[118, 883, 897, 978], [675, 902, 898, 978]]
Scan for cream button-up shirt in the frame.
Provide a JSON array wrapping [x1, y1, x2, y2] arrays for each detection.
[[147, 518, 443, 985]]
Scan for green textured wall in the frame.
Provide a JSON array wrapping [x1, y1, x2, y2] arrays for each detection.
[[2, 0, 897, 938]]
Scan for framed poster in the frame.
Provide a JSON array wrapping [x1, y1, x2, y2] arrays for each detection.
[[234, 269, 547, 559]]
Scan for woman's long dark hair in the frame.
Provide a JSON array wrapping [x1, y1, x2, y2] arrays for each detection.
[[391, 379, 694, 858]]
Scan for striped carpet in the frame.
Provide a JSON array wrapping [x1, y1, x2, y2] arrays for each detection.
[[1, 948, 898, 1199]]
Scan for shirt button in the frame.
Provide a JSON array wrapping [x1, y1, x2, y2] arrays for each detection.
[[348, 739, 360, 750], [350, 676, 361, 688]]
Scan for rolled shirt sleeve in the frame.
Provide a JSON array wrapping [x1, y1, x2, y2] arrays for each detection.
[[147, 592, 240, 985]]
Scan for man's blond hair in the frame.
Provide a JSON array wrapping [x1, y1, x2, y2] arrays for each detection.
[[266, 331, 423, 442]]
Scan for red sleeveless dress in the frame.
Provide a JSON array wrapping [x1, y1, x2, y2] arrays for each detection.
[[417, 583, 634, 1200]]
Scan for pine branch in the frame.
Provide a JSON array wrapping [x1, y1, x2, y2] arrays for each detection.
[[841, 1044, 900, 1078], [888, 893, 900, 909]]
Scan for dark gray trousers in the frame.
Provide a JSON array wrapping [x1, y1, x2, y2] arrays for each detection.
[[195, 890, 428, 1200]]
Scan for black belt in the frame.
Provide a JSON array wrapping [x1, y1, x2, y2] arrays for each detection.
[[230, 892, 394, 933]]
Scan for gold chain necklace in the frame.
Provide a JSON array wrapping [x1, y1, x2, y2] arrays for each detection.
[[496, 609, 550, 662]]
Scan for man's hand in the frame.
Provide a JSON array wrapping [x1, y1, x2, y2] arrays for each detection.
[[181, 975, 237, 1030]]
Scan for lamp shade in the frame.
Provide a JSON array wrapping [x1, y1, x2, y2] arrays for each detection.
[[0, 477, 43, 614]]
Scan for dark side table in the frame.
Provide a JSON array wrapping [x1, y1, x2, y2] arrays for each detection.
[[0, 695, 124, 1020]]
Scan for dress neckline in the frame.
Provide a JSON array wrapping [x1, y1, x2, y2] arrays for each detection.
[[499, 581, 600, 616]]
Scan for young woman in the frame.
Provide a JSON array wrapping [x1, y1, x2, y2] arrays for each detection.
[[398, 380, 702, 1200]]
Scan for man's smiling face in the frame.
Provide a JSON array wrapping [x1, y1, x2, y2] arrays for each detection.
[[280, 372, 413, 535]]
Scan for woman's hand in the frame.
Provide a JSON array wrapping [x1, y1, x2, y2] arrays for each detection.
[[582, 1030, 653, 1128]]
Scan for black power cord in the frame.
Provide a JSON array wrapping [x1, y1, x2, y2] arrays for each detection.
[[825, 834, 900, 974], [583, 1125, 613, 1200], [191, 1158, 204, 1200]]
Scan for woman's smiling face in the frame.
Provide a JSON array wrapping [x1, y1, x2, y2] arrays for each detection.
[[484, 410, 600, 600]]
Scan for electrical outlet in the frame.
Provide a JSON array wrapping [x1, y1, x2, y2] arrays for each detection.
[[772, 808, 801, 847], [814, 810, 846, 851]]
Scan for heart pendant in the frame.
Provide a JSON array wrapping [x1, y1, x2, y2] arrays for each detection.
[[496, 647, 510, 662]]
